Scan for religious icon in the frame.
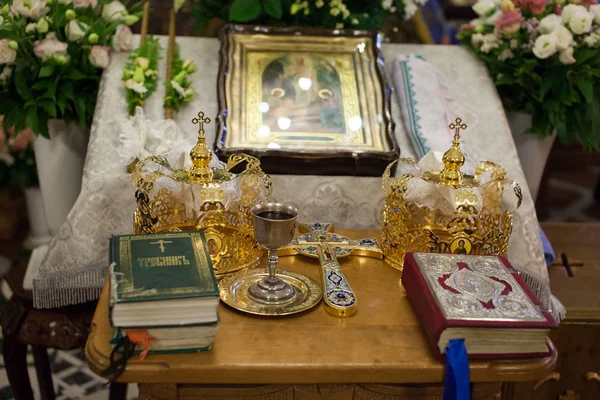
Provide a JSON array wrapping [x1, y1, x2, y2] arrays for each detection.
[[450, 238, 472, 255], [215, 25, 399, 176], [206, 236, 222, 256]]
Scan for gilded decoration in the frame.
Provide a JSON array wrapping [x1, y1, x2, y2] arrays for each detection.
[[132, 111, 272, 277], [381, 118, 522, 271]]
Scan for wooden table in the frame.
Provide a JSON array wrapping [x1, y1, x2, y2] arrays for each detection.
[[86, 229, 556, 400]]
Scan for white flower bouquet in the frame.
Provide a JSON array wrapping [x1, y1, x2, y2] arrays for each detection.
[[459, 0, 600, 149], [0, 0, 142, 137]]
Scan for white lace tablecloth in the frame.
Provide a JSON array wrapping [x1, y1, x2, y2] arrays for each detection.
[[34, 36, 551, 314]]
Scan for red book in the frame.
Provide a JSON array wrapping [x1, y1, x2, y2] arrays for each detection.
[[402, 252, 556, 360]]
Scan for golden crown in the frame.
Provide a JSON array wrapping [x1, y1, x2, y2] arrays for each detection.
[[132, 111, 272, 277], [381, 118, 523, 271]]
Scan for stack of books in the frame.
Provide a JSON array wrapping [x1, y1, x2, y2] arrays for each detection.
[[109, 231, 219, 354]]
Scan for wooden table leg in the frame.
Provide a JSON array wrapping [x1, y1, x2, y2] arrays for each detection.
[[109, 382, 128, 400], [32, 345, 55, 400], [3, 334, 34, 400]]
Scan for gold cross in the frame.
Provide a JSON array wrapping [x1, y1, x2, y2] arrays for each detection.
[[448, 117, 467, 141], [192, 111, 211, 135], [150, 240, 173, 253]]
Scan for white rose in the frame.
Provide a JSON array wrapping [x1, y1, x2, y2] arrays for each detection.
[[554, 25, 574, 50], [591, 5, 600, 24], [65, 19, 89, 41], [0, 66, 12, 80], [33, 39, 68, 61], [102, 1, 127, 21], [532, 33, 558, 59], [569, 9, 593, 35], [111, 24, 132, 51], [562, 4, 586, 25], [11, 0, 48, 20], [45, 32, 57, 40], [539, 14, 561, 34], [473, 0, 496, 16], [89, 45, 110, 68], [559, 46, 576, 64], [26, 23, 37, 34], [0, 39, 17, 64]]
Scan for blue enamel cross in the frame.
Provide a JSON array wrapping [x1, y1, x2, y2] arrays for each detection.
[[280, 223, 382, 317]]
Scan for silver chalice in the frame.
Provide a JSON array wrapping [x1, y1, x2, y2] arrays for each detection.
[[248, 203, 299, 304]]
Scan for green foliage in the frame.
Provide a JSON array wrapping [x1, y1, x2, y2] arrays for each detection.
[[164, 45, 197, 112], [458, 29, 600, 150], [190, 0, 404, 33]]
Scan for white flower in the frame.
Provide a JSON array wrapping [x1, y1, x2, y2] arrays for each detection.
[[569, 8, 593, 35], [404, 2, 417, 19], [0, 66, 12, 80], [498, 48, 514, 61], [510, 38, 518, 49], [0, 39, 17, 64], [485, 9, 503, 25], [553, 25, 573, 50], [26, 23, 37, 34], [562, 4, 586, 25], [583, 31, 600, 48], [89, 45, 110, 68], [171, 80, 186, 98], [559, 46, 576, 64], [472, 33, 501, 53], [473, 0, 496, 17], [45, 32, 57, 40], [66, 19, 89, 41], [351, 18, 359, 25], [390, 6, 397, 12], [136, 57, 149, 70], [33, 38, 68, 61], [102, 1, 127, 21], [112, 24, 132, 51], [381, 0, 393, 10], [11, 0, 48, 20], [539, 14, 561, 34], [591, 4, 600, 24], [532, 33, 558, 59], [125, 79, 147, 94]]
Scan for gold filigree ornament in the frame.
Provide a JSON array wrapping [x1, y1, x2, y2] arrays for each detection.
[[381, 118, 523, 271], [132, 111, 273, 277]]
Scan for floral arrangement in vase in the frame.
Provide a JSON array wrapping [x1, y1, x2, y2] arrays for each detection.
[[0, 116, 37, 187], [0, 0, 142, 137], [191, 0, 429, 33], [458, 0, 600, 149]]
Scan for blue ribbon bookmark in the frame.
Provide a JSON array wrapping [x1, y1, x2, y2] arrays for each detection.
[[444, 339, 470, 400]]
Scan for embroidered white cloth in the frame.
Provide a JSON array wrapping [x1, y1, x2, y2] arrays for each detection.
[[33, 37, 554, 319]]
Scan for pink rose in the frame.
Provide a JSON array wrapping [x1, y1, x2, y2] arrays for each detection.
[[11, 127, 33, 152], [495, 10, 524, 34], [527, 0, 547, 14], [33, 39, 68, 61], [74, 0, 98, 7], [89, 45, 110, 68]]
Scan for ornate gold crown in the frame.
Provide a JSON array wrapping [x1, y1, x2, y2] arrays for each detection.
[[132, 111, 272, 277], [381, 118, 523, 271]]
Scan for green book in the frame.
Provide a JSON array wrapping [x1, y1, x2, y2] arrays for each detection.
[[109, 231, 220, 329]]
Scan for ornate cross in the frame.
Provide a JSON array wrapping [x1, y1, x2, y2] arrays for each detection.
[[448, 117, 467, 142], [192, 111, 211, 136], [279, 223, 382, 317], [150, 239, 172, 253]]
